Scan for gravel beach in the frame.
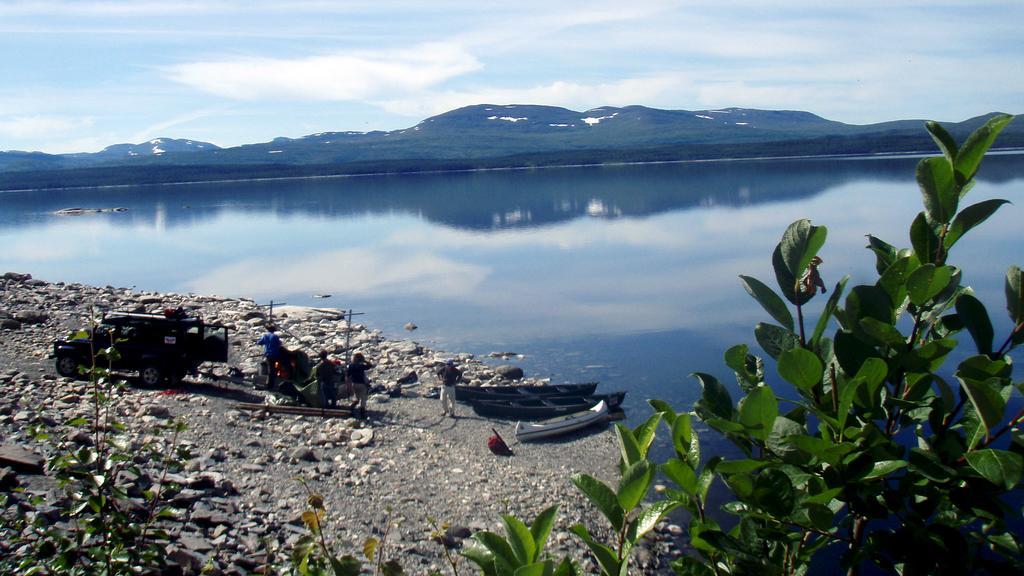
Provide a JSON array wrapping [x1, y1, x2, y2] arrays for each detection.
[[0, 273, 681, 574]]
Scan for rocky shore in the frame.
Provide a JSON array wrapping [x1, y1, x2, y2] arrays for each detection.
[[0, 273, 682, 574]]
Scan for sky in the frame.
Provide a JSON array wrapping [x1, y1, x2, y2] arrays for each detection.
[[1, 0, 1021, 154]]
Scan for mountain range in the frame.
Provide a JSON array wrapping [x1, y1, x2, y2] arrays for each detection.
[[1, 105, 1020, 190]]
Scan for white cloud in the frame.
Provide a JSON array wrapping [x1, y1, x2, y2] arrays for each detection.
[[166, 43, 482, 102], [129, 107, 229, 143], [375, 74, 691, 118], [0, 115, 94, 140]]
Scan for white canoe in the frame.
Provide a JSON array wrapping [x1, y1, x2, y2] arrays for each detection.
[[514, 400, 609, 442]]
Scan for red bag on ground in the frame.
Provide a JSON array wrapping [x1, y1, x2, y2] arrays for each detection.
[[488, 428, 513, 456]]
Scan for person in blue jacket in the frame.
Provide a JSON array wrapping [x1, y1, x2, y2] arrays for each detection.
[[257, 325, 287, 388]]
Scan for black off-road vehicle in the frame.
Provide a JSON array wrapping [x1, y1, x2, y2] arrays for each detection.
[[53, 310, 229, 386]]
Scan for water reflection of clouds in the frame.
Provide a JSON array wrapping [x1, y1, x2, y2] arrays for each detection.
[[186, 247, 490, 300], [4, 161, 1019, 343]]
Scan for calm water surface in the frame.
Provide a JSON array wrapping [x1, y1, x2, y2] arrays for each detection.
[[2, 155, 1023, 428]]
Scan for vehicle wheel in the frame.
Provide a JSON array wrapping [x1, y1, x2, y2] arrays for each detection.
[[56, 354, 81, 378], [139, 364, 164, 387]]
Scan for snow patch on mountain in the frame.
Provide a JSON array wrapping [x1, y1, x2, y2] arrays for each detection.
[[581, 112, 619, 126]]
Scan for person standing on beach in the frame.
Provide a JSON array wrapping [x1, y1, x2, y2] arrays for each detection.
[[436, 358, 463, 418], [314, 350, 340, 408], [257, 325, 286, 389], [346, 352, 374, 419]]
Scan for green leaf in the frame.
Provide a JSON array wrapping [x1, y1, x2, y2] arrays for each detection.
[[568, 524, 621, 576], [866, 234, 900, 275], [514, 562, 554, 576], [738, 385, 779, 441], [863, 460, 907, 480], [617, 460, 654, 512], [1007, 265, 1024, 325], [780, 219, 828, 282], [877, 256, 917, 307], [903, 338, 957, 373], [772, 220, 828, 306], [957, 375, 1007, 438], [834, 330, 884, 378], [634, 500, 680, 540], [926, 120, 958, 167], [959, 354, 1011, 382], [907, 264, 954, 306], [714, 459, 768, 474], [473, 531, 520, 573], [777, 348, 823, 393], [631, 412, 663, 460], [502, 515, 535, 566], [753, 468, 795, 517], [670, 411, 693, 459], [810, 275, 849, 347], [955, 293, 994, 355], [571, 474, 624, 531], [766, 417, 807, 464], [966, 449, 1023, 490], [691, 372, 733, 421], [917, 156, 957, 226], [329, 555, 363, 576], [461, 542, 499, 576], [615, 424, 643, 469], [670, 556, 716, 576], [739, 275, 794, 331], [754, 322, 800, 359], [961, 404, 987, 451], [945, 199, 1010, 250], [909, 448, 955, 482], [955, 113, 1015, 182], [697, 460, 719, 501], [845, 284, 895, 336], [858, 317, 906, 347], [552, 558, 579, 576], [647, 399, 676, 422], [836, 376, 863, 431], [529, 505, 559, 561], [660, 458, 698, 494], [380, 560, 404, 576], [910, 212, 941, 264], [723, 344, 748, 374]]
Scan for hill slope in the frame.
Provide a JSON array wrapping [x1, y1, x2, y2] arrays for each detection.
[[0, 105, 1019, 190]]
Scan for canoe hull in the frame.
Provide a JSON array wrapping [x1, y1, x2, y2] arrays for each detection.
[[469, 392, 625, 419], [454, 382, 598, 402], [515, 401, 609, 442]]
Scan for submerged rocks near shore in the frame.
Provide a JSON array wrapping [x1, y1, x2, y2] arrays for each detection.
[[0, 272, 682, 574]]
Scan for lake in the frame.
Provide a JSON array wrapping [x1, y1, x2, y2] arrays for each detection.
[[2, 154, 1023, 430]]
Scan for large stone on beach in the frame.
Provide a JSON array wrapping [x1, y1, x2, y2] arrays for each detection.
[[494, 365, 524, 380], [13, 310, 48, 325], [0, 444, 45, 474]]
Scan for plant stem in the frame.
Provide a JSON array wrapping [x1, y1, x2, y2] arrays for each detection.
[[996, 322, 1024, 356], [796, 302, 807, 348], [829, 363, 839, 416], [846, 515, 867, 576]]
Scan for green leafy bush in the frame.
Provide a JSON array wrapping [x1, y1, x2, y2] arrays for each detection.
[[672, 114, 1023, 574], [0, 345, 188, 575]]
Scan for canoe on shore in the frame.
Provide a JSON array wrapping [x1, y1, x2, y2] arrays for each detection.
[[453, 382, 598, 402], [469, 391, 625, 419], [514, 400, 610, 442]]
